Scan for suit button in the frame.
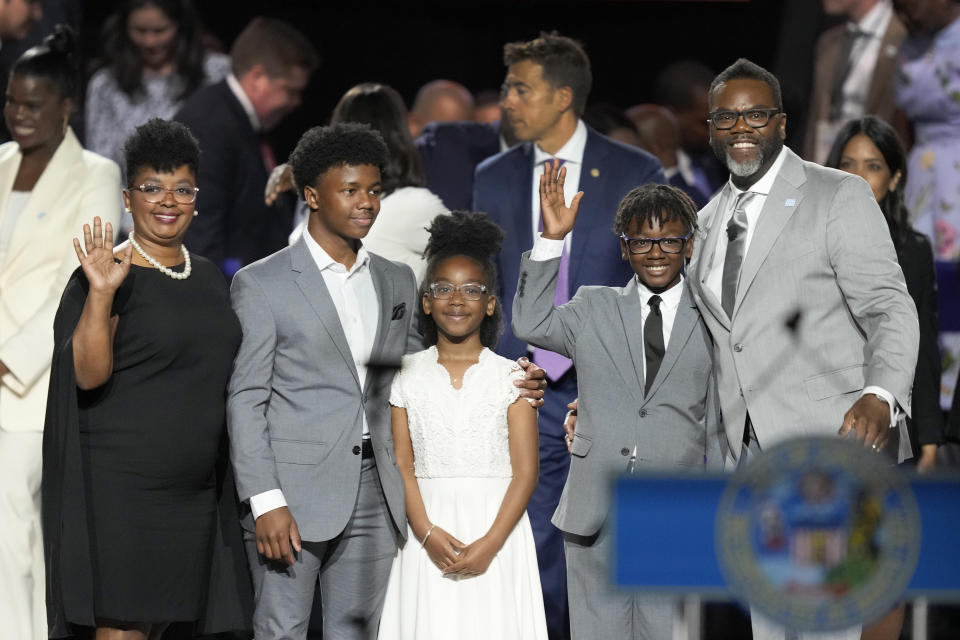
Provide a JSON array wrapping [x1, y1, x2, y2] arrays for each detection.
[[639, 409, 647, 417], [734, 344, 743, 352], [621, 448, 630, 456], [352, 445, 361, 455]]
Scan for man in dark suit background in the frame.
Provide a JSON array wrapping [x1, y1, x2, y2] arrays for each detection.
[[175, 17, 318, 277], [473, 32, 664, 640], [415, 118, 518, 211], [803, 0, 905, 162]]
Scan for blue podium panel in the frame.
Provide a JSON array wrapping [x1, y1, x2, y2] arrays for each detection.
[[613, 474, 729, 593], [905, 478, 960, 597]]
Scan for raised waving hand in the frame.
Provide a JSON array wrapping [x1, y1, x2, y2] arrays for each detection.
[[539, 158, 584, 240], [73, 216, 132, 293]]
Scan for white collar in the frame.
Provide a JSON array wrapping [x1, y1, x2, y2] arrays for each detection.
[[728, 146, 789, 198], [636, 273, 685, 311], [854, 0, 892, 37], [533, 119, 588, 165], [226, 73, 261, 132], [302, 227, 370, 275]]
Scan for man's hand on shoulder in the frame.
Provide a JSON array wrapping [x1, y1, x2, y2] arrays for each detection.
[[838, 394, 890, 453], [515, 357, 547, 408], [255, 506, 302, 566]]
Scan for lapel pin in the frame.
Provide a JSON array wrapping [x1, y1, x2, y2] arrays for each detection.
[[784, 199, 797, 207], [590, 168, 599, 178], [37, 211, 47, 219]]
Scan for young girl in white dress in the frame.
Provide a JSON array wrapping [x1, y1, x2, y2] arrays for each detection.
[[378, 212, 548, 639]]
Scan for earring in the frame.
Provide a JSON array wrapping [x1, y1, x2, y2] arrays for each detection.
[[193, 210, 199, 217], [125, 207, 132, 214]]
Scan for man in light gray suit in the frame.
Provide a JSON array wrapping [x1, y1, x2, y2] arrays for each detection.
[[688, 59, 919, 640], [228, 124, 415, 639], [513, 164, 724, 640]]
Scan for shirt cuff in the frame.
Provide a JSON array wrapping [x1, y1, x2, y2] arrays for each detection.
[[530, 233, 565, 261], [249, 489, 287, 520], [861, 386, 899, 428]]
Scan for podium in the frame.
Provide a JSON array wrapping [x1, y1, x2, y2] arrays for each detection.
[[612, 438, 960, 635]]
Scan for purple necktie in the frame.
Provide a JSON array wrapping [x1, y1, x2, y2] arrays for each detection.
[[533, 158, 573, 381]]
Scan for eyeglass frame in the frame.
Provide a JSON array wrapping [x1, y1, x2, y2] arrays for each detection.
[[707, 108, 782, 130], [127, 183, 200, 204], [426, 282, 490, 301], [619, 232, 692, 255]]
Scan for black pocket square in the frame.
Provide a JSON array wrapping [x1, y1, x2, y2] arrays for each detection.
[[391, 303, 406, 320]]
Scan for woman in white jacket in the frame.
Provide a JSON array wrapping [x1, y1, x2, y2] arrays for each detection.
[[0, 25, 122, 640]]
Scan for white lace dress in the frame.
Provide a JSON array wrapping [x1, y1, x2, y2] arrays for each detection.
[[378, 347, 547, 640]]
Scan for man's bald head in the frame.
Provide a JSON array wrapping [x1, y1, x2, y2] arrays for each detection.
[[626, 104, 680, 169], [408, 79, 475, 138]]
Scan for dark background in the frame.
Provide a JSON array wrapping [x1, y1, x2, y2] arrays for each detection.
[[59, 0, 834, 159]]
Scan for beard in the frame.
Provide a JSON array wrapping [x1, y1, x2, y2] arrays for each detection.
[[711, 133, 783, 179]]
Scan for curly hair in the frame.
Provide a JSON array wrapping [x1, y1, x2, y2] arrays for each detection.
[[613, 183, 699, 237], [288, 122, 388, 197], [12, 24, 79, 100], [122, 118, 199, 186], [503, 31, 591, 116], [418, 211, 505, 349]]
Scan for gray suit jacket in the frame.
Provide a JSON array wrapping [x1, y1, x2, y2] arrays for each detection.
[[512, 253, 724, 537], [227, 237, 420, 542], [688, 148, 919, 464]]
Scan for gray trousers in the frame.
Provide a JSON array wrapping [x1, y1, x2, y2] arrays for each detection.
[[245, 457, 399, 640], [565, 525, 674, 640]]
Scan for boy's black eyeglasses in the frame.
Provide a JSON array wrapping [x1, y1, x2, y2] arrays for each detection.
[[620, 233, 691, 255], [427, 282, 488, 300], [707, 108, 781, 130]]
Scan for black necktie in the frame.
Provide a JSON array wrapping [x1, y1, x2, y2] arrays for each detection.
[[644, 295, 664, 394], [829, 25, 868, 122]]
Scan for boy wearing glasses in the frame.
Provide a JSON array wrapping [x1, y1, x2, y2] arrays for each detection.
[[512, 161, 724, 640]]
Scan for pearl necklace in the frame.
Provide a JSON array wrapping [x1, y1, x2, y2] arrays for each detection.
[[128, 232, 191, 280]]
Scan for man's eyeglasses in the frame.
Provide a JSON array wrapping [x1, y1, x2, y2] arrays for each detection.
[[129, 184, 200, 204], [620, 233, 691, 255], [707, 108, 781, 130], [427, 282, 489, 301]]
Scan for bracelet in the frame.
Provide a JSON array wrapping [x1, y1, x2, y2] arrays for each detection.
[[420, 524, 436, 548]]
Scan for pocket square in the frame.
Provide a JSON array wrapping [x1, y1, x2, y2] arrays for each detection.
[[391, 302, 406, 320]]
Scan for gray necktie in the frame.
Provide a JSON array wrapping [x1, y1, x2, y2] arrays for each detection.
[[722, 192, 753, 318]]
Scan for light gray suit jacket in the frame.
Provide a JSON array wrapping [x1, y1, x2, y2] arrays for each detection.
[[227, 237, 420, 542], [512, 253, 724, 537], [688, 148, 919, 464]]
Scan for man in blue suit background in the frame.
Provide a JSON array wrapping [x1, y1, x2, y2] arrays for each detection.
[[472, 32, 665, 640]]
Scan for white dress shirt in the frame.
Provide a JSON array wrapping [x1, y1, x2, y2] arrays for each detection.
[[704, 147, 898, 426], [813, 0, 895, 162], [249, 229, 381, 520], [530, 234, 684, 385], [530, 120, 588, 256]]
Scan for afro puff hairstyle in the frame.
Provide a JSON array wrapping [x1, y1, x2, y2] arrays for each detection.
[[288, 122, 388, 199], [122, 118, 200, 187], [418, 211, 505, 349], [613, 183, 699, 237]]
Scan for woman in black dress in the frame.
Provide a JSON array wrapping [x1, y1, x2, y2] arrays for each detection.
[[43, 118, 245, 639]]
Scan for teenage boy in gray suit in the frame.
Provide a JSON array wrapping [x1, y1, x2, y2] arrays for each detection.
[[513, 161, 725, 640], [228, 123, 545, 639]]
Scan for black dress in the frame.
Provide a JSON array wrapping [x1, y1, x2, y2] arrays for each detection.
[[42, 256, 246, 633]]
